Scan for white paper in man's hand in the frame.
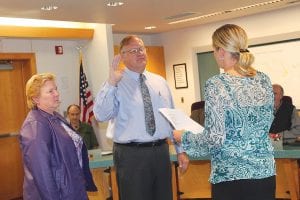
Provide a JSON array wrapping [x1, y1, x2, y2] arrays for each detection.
[[159, 108, 204, 134]]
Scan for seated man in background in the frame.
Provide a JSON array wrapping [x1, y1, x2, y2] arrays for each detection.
[[67, 104, 99, 149], [269, 84, 300, 144]]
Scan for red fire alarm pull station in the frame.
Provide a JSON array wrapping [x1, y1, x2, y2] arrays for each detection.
[[55, 46, 63, 55]]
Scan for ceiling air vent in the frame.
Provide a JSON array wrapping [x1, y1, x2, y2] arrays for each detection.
[[165, 12, 197, 20], [168, 0, 292, 25]]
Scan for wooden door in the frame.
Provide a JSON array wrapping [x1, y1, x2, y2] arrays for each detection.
[[0, 53, 36, 200]]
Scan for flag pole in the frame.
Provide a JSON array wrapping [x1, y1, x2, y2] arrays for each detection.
[[77, 46, 83, 66], [78, 46, 95, 125]]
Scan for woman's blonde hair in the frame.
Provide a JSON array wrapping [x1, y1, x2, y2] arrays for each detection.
[[212, 24, 256, 77], [25, 73, 55, 109]]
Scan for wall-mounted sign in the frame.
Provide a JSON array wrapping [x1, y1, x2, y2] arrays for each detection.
[[173, 63, 188, 89]]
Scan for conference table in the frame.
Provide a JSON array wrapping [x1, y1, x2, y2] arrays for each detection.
[[89, 145, 300, 200]]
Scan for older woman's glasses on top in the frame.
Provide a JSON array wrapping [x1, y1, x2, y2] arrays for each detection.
[[122, 46, 146, 55]]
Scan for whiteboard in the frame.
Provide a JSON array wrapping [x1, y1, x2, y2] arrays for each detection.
[[249, 40, 300, 109]]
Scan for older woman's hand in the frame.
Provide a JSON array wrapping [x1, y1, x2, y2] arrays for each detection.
[[173, 130, 185, 143]]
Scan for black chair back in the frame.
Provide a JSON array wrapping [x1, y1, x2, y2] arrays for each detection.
[[191, 101, 205, 112]]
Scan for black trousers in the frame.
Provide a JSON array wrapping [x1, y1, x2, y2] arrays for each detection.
[[212, 175, 276, 200], [113, 142, 172, 200]]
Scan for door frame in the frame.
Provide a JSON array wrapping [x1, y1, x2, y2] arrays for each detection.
[[0, 53, 37, 77], [0, 53, 36, 199]]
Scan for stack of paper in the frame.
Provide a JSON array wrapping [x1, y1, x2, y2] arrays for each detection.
[[159, 108, 204, 134]]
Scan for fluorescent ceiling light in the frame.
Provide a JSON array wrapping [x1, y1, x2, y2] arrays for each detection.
[[145, 26, 157, 30], [41, 5, 58, 11], [107, 2, 124, 7]]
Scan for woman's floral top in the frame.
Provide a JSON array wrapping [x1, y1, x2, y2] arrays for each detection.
[[182, 71, 275, 184]]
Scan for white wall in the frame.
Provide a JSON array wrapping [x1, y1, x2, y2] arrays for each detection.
[[85, 24, 115, 150], [159, 5, 300, 114], [113, 33, 162, 46], [0, 23, 113, 116], [113, 5, 300, 114], [1, 38, 80, 114], [1, 24, 114, 150], [85, 24, 114, 97]]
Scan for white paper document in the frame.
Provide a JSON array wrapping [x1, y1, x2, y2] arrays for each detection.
[[159, 108, 204, 134]]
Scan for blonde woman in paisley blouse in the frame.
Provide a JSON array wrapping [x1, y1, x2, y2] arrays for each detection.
[[173, 24, 275, 200]]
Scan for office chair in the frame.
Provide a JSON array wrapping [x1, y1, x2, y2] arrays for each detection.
[[282, 95, 292, 105], [190, 101, 205, 126], [191, 101, 205, 112]]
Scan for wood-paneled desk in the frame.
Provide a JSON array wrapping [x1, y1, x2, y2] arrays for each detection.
[[89, 145, 300, 200], [274, 145, 300, 200]]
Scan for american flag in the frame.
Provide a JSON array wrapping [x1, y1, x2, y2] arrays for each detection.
[[79, 61, 94, 124]]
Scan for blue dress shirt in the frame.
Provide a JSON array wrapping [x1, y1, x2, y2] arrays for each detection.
[[93, 68, 183, 152]]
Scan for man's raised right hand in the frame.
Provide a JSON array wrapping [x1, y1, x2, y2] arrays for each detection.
[[108, 55, 124, 86]]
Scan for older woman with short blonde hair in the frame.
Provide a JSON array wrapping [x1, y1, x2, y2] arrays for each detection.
[[20, 73, 97, 200], [25, 73, 55, 109]]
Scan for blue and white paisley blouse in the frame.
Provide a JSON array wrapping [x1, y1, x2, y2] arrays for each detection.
[[182, 71, 275, 184]]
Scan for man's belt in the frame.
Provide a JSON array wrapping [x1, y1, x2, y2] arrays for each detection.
[[114, 139, 166, 147]]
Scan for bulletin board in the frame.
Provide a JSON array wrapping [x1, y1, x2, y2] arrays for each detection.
[[196, 38, 300, 109], [249, 39, 300, 109]]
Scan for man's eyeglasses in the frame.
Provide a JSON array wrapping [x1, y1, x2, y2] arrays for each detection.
[[122, 47, 146, 55]]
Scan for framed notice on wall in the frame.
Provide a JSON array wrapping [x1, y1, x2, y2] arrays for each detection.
[[173, 63, 188, 89]]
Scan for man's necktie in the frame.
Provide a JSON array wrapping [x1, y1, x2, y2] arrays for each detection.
[[139, 74, 156, 135]]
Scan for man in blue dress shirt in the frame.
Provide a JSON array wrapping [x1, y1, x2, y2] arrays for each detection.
[[93, 35, 189, 200]]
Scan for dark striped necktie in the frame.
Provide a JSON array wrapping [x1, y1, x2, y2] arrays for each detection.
[[139, 74, 156, 136]]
